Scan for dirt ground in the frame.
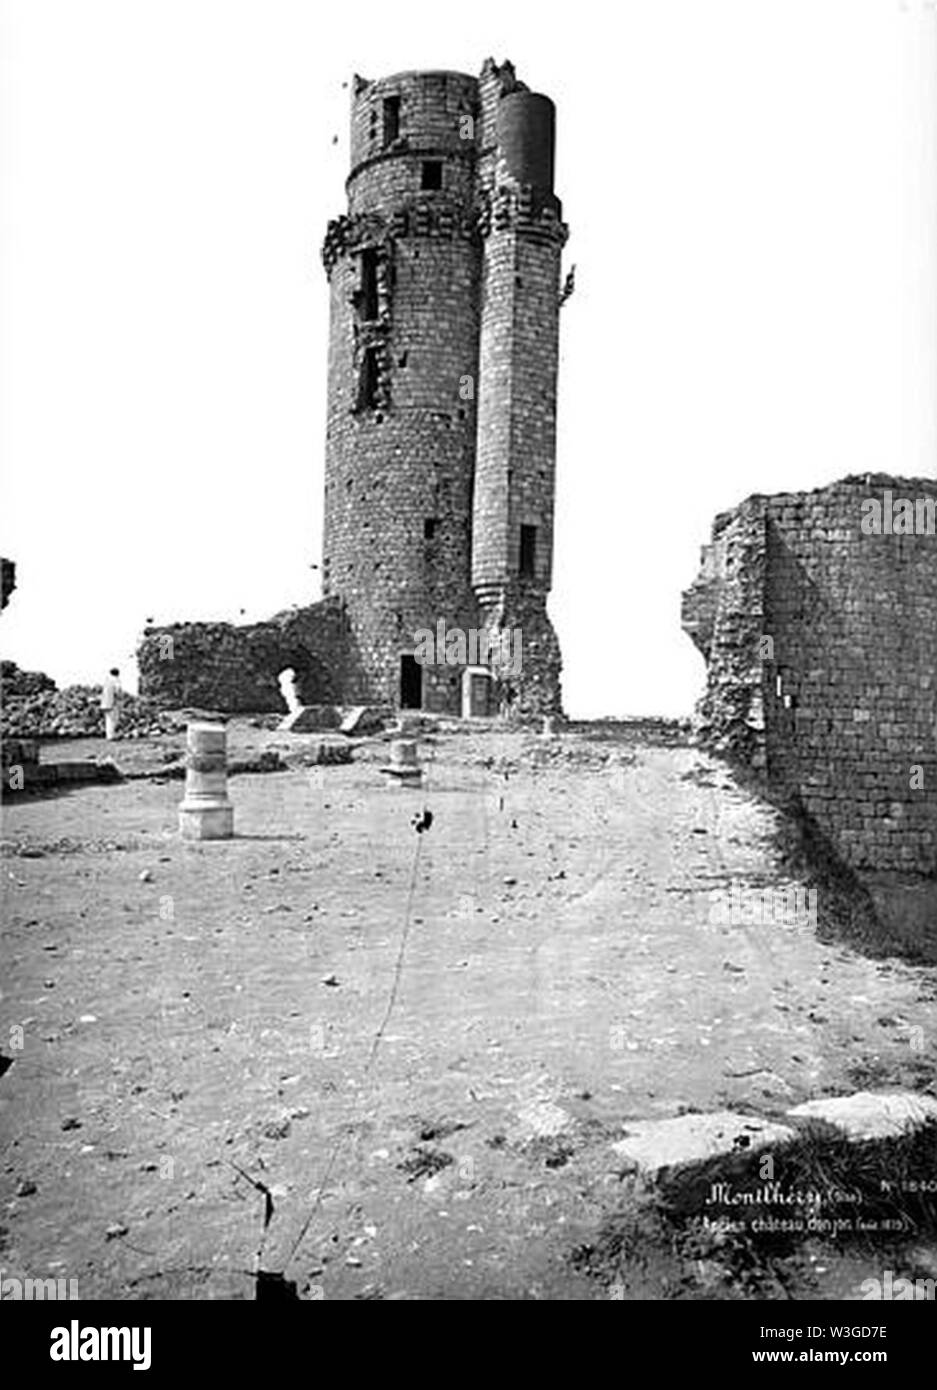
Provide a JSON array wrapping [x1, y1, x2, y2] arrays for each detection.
[[1, 723, 935, 1300]]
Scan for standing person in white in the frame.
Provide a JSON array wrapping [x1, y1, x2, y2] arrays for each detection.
[[100, 667, 122, 740]]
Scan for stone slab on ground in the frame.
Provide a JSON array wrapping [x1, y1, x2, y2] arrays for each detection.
[[339, 706, 387, 736], [610, 1111, 795, 1177], [787, 1091, 937, 1142], [277, 705, 340, 733]]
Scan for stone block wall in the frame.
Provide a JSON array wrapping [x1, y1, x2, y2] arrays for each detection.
[[683, 475, 937, 877], [322, 189, 480, 707], [348, 69, 478, 189], [137, 601, 349, 713]]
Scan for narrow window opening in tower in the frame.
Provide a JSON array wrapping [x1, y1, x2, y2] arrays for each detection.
[[358, 249, 379, 321], [423, 517, 438, 541], [519, 524, 537, 578], [382, 96, 401, 148], [356, 349, 380, 411], [421, 160, 443, 191]]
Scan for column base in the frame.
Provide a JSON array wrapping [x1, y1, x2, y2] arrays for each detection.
[[379, 767, 423, 787], [179, 800, 235, 840]]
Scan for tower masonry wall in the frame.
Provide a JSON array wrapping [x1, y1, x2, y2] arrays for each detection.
[[322, 57, 569, 718], [348, 70, 479, 180], [323, 72, 484, 709]]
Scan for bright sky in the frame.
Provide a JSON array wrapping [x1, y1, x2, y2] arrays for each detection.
[[0, 1, 916, 715]]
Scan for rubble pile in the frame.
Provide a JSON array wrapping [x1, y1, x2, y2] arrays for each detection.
[[1, 660, 57, 699], [2, 683, 182, 740]]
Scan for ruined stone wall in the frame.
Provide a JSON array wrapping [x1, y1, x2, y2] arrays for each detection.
[[481, 584, 564, 720], [762, 477, 936, 874], [683, 475, 937, 877], [137, 601, 349, 713], [682, 499, 768, 766]]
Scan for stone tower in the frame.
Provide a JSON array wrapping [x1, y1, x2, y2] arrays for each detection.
[[321, 59, 568, 717]]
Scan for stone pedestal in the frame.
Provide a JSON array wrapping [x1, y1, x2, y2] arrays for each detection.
[[380, 737, 422, 786], [178, 721, 234, 839]]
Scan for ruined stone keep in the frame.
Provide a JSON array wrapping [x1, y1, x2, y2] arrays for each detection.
[[139, 59, 569, 720], [321, 59, 568, 717]]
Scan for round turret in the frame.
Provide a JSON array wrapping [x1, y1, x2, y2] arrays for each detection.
[[496, 91, 555, 192]]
